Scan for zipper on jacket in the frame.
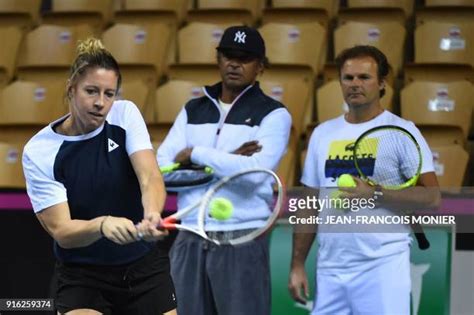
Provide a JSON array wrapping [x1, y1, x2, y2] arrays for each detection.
[[203, 84, 253, 148]]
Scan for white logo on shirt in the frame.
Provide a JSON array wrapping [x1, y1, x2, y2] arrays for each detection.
[[108, 138, 119, 152], [234, 31, 246, 43], [245, 118, 252, 124]]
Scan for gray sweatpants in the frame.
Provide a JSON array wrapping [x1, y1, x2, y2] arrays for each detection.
[[170, 231, 271, 315]]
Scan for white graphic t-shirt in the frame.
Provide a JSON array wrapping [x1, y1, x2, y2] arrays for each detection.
[[301, 111, 434, 274]]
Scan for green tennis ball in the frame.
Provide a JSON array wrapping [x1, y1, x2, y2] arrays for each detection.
[[337, 174, 357, 188], [209, 198, 234, 221], [332, 174, 356, 210]]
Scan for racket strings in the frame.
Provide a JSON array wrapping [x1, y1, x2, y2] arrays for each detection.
[[163, 169, 213, 187], [355, 129, 421, 187], [199, 170, 282, 245]]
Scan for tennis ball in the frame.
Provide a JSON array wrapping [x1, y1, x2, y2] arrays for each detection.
[[331, 174, 356, 210], [337, 174, 357, 188], [209, 198, 234, 221]]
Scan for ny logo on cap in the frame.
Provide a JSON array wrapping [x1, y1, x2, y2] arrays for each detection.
[[234, 31, 246, 44]]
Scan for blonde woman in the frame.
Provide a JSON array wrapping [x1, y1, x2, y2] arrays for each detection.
[[22, 38, 177, 315]]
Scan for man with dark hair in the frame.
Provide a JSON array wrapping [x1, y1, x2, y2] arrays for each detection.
[[335, 45, 391, 98], [158, 26, 291, 315], [288, 45, 440, 314]]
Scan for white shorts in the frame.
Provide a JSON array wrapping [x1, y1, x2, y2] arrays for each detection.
[[312, 249, 411, 315]]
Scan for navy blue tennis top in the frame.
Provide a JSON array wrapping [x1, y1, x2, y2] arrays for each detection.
[[23, 101, 154, 265]]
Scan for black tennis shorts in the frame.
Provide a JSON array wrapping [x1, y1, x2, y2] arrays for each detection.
[[53, 244, 177, 315]]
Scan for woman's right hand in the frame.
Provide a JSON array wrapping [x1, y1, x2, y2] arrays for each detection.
[[100, 216, 140, 244]]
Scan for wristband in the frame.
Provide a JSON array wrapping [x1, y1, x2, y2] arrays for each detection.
[[373, 185, 384, 204]]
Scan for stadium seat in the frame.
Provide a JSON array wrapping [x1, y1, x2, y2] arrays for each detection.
[[262, 66, 315, 133], [347, 0, 414, 17], [151, 141, 162, 152], [197, 0, 264, 17], [0, 125, 42, 149], [420, 126, 466, 147], [271, 0, 338, 18], [0, 26, 23, 87], [0, 0, 42, 28], [404, 64, 474, 85], [178, 22, 233, 65], [116, 80, 154, 123], [103, 23, 172, 80], [259, 22, 327, 75], [276, 130, 298, 187], [316, 80, 394, 123], [114, 9, 180, 75], [337, 7, 406, 27], [155, 80, 203, 124], [103, 22, 173, 113], [117, 0, 190, 25], [16, 24, 94, 86], [322, 63, 339, 83], [260, 78, 311, 136], [262, 0, 337, 26], [0, 80, 67, 125], [416, 5, 474, 26], [0, 141, 25, 188], [401, 81, 474, 139], [167, 64, 220, 86], [414, 21, 474, 66], [187, 0, 264, 25], [42, 0, 115, 31], [147, 124, 172, 145], [425, 0, 474, 7], [334, 21, 406, 75], [17, 24, 94, 71], [430, 144, 469, 188]]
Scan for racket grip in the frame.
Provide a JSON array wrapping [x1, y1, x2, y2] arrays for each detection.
[[159, 217, 178, 230], [411, 222, 430, 250]]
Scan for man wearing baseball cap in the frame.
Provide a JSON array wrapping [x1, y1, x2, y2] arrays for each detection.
[[157, 25, 292, 314]]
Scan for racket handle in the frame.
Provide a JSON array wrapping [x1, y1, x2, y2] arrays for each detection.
[[159, 217, 178, 230], [411, 222, 430, 250]]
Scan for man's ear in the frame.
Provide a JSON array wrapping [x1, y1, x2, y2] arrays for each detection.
[[257, 60, 265, 75], [379, 78, 386, 91]]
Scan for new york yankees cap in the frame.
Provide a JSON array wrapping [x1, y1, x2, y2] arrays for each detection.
[[216, 26, 265, 58]]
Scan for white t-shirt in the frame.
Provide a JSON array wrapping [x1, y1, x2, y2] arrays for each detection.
[[218, 99, 233, 114], [301, 111, 434, 273]]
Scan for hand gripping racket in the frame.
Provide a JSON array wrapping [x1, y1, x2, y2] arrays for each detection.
[[158, 168, 284, 245], [353, 125, 430, 250]]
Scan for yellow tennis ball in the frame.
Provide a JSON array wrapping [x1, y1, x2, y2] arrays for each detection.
[[337, 174, 357, 188], [332, 174, 356, 211], [209, 198, 234, 221]]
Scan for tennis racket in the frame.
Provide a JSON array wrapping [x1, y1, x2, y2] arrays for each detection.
[[353, 125, 430, 250], [160, 163, 215, 191], [158, 167, 284, 245]]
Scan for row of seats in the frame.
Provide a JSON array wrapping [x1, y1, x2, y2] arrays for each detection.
[[2, 17, 473, 81], [1, 74, 472, 141], [0, 21, 473, 120], [0, 0, 472, 189], [0, 137, 469, 190], [1, 0, 473, 28]]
